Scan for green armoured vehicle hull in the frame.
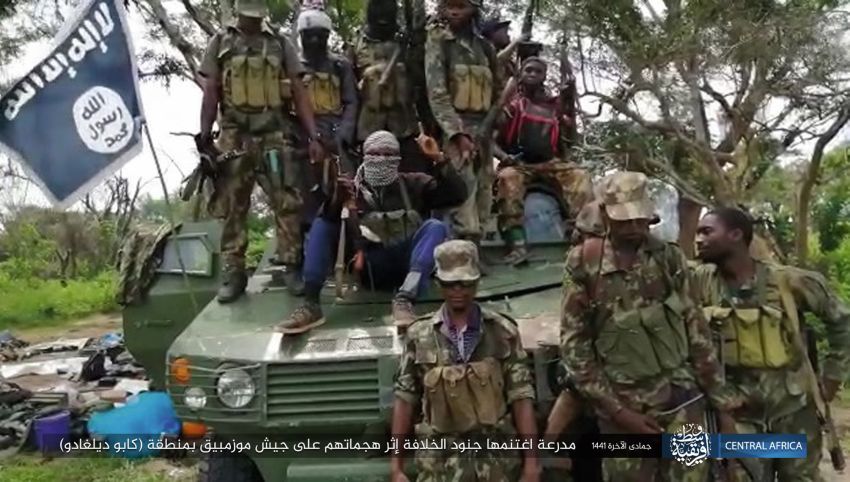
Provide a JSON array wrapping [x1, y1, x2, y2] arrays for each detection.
[[123, 219, 567, 481]]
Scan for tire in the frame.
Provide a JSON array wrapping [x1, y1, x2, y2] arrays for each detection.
[[197, 452, 264, 482]]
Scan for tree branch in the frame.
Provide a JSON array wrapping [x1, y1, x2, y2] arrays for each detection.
[[137, 0, 202, 85], [179, 0, 216, 37], [796, 104, 850, 264]]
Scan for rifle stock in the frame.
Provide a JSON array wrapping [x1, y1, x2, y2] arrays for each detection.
[[378, 44, 403, 87], [477, 76, 518, 174]]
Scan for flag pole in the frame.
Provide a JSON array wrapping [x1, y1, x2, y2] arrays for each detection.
[[142, 120, 200, 315]]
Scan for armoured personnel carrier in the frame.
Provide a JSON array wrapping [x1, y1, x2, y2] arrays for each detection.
[[124, 194, 575, 481]]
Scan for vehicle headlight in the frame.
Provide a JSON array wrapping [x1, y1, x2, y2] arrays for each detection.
[[184, 387, 207, 410], [216, 369, 255, 408]]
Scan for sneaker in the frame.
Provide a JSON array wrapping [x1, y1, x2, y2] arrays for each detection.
[[391, 297, 416, 328], [277, 302, 325, 335], [504, 246, 530, 266]]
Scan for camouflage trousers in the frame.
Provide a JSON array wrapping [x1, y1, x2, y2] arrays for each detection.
[[496, 160, 593, 233], [210, 128, 304, 270], [598, 396, 708, 482], [414, 445, 521, 482], [725, 369, 822, 482], [444, 140, 495, 240]]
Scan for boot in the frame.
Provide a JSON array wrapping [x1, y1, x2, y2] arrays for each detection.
[[392, 272, 421, 327], [217, 268, 248, 303], [277, 301, 325, 335]]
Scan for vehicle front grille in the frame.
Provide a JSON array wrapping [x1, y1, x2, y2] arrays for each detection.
[[266, 358, 381, 425]]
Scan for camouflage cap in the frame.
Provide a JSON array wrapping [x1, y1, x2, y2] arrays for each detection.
[[434, 240, 481, 282], [602, 171, 655, 221], [235, 0, 269, 18]]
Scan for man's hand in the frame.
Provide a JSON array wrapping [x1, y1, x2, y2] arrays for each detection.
[[451, 134, 475, 163], [336, 176, 355, 199], [198, 130, 214, 148], [612, 408, 662, 434], [308, 138, 326, 164], [390, 471, 410, 482], [823, 377, 842, 402], [519, 461, 541, 482], [499, 154, 519, 167], [417, 132, 443, 164], [717, 411, 737, 434]]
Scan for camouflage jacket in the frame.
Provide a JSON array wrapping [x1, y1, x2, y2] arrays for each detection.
[[423, 19, 501, 142], [692, 260, 850, 385], [560, 235, 729, 416], [353, 34, 418, 141], [394, 305, 535, 408]]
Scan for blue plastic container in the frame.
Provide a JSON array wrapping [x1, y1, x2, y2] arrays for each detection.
[[87, 391, 180, 458], [33, 410, 71, 453]]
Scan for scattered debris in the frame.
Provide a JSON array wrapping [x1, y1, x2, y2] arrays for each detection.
[[0, 327, 152, 459]]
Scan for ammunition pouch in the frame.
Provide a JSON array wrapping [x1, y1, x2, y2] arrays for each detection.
[[704, 305, 793, 369], [423, 358, 507, 434], [362, 63, 408, 110], [306, 71, 343, 116], [450, 64, 493, 113], [358, 178, 421, 245], [221, 40, 285, 111], [594, 292, 689, 384]]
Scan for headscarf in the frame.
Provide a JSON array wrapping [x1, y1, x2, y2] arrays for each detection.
[[355, 130, 401, 203], [297, 8, 332, 32]]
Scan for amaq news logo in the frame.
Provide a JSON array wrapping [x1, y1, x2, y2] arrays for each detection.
[[670, 423, 711, 467]]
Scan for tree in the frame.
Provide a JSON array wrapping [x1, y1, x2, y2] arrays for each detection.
[[132, 0, 365, 86], [521, 0, 850, 257]]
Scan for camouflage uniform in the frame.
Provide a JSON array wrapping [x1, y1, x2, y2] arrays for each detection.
[[394, 240, 536, 481], [560, 172, 727, 482], [693, 260, 850, 482], [200, 21, 305, 270], [424, 17, 502, 239], [354, 33, 430, 173]]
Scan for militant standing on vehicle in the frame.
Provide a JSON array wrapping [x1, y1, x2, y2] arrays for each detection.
[[199, 0, 325, 303], [694, 207, 850, 481], [282, 130, 467, 333], [494, 56, 592, 265], [298, 8, 359, 176], [424, 0, 501, 243], [391, 239, 541, 482], [560, 171, 737, 482], [354, 0, 425, 172]]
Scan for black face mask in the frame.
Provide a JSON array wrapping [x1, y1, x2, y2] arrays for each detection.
[[301, 29, 329, 58], [366, 0, 398, 40]]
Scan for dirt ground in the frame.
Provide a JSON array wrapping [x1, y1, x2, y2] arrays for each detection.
[[6, 314, 850, 481], [16, 313, 123, 344], [820, 401, 850, 482]]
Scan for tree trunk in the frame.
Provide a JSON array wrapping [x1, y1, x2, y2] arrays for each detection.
[[220, 0, 233, 26], [795, 107, 850, 265], [677, 196, 701, 259]]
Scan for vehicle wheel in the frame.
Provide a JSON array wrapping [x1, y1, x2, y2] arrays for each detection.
[[197, 452, 264, 482]]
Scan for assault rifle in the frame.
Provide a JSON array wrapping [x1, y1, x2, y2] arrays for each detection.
[[558, 33, 578, 146], [174, 131, 244, 220], [778, 275, 846, 473]]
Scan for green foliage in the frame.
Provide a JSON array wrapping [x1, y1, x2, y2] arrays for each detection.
[[812, 146, 850, 253], [0, 455, 194, 482], [0, 270, 117, 328]]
